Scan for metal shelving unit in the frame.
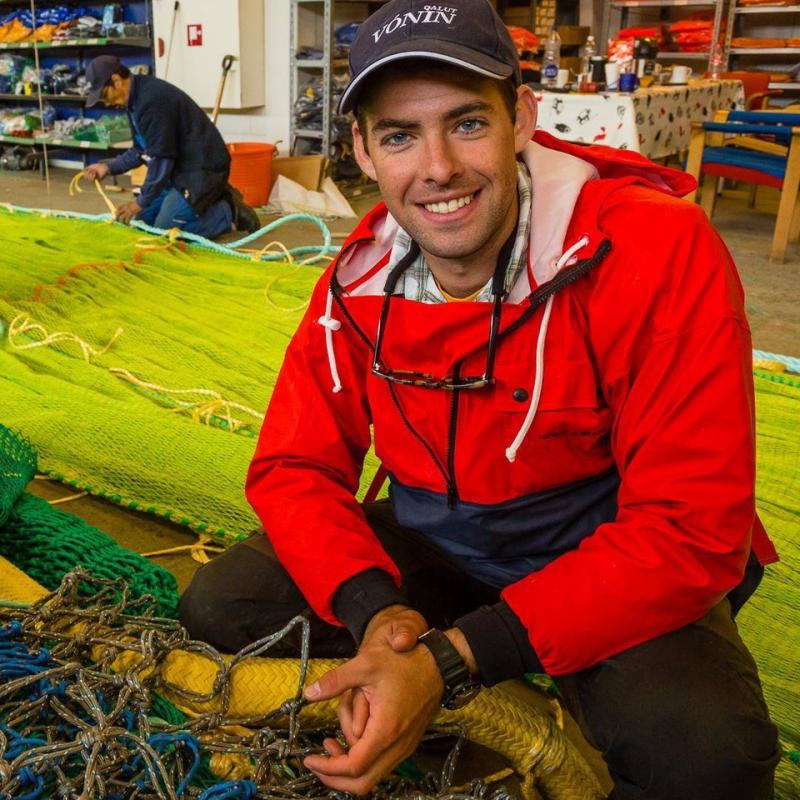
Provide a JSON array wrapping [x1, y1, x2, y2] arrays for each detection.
[[289, 0, 390, 158], [722, 1, 800, 102], [602, 0, 727, 66], [0, 1, 153, 166]]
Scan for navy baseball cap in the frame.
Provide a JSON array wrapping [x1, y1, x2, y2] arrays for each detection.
[[338, 0, 521, 114], [85, 55, 124, 107]]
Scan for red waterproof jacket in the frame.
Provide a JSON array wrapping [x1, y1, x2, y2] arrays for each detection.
[[247, 132, 777, 677]]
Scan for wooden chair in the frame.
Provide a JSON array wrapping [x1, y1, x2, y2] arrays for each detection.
[[713, 71, 783, 110], [685, 110, 800, 262]]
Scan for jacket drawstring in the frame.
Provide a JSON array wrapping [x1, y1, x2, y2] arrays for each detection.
[[317, 288, 342, 393], [505, 235, 590, 463]]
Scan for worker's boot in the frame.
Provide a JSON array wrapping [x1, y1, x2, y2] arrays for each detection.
[[227, 185, 261, 234]]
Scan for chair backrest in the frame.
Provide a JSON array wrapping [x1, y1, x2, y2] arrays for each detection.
[[717, 71, 771, 104], [728, 111, 800, 127]]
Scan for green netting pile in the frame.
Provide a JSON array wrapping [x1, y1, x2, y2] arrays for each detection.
[[0, 205, 380, 544], [739, 370, 800, 792], [0, 424, 179, 616], [0, 205, 797, 794]]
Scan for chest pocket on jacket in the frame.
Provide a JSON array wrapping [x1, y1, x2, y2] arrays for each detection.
[[492, 358, 612, 438]]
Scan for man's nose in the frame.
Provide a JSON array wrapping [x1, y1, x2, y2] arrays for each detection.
[[423, 135, 461, 185]]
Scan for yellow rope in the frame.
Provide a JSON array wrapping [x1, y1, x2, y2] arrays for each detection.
[[753, 357, 785, 373], [48, 491, 88, 506], [140, 532, 225, 565], [108, 368, 264, 433], [68, 170, 117, 218], [7, 313, 123, 364], [0, 560, 602, 800], [134, 228, 184, 253]]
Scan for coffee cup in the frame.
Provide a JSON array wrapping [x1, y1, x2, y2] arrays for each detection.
[[619, 71, 638, 92], [604, 62, 621, 91], [556, 68, 570, 88], [669, 65, 693, 84]]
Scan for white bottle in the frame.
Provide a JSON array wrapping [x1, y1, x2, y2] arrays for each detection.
[[709, 39, 723, 80], [542, 26, 561, 88], [581, 35, 597, 82]]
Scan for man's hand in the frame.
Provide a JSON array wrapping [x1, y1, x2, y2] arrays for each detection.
[[115, 200, 141, 225], [303, 637, 443, 795], [339, 605, 429, 744], [82, 162, 110, 183], [361, 604, 428, 653]]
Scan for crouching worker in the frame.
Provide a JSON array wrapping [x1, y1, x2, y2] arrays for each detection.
[[80, 55, 259, 238], [179, 1, 781, 797]]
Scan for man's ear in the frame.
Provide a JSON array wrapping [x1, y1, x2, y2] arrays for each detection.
[[513, 85, 538, 154], [352, 119, 378, 182]]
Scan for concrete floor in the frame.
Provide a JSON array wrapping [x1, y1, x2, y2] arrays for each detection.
[[5, 163, 799, 794]]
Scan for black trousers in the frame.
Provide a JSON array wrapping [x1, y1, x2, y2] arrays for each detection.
[[179, 502, 780, 800]]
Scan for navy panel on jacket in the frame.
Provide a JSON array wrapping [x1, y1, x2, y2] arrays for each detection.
[[389, 468, 620, 588]]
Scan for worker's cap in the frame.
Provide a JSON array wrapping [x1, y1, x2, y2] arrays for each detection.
[[339, 0, 521, 115], [85, 55, 124, 107]]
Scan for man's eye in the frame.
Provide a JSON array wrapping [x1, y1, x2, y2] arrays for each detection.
[[383, 132, 410, 148], [458, 119, 484, 133]]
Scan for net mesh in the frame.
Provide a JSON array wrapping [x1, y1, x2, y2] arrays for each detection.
[[0, 207, 798, 785], [0, 423, 179, 616], [0, 206, 380, 544], [739, 371, 800, 766]]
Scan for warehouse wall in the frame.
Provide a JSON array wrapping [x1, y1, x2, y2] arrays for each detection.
[[213, 1, 292, 151]]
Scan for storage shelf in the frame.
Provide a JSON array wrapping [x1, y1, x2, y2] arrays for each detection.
[[735, 4, 800, 12], [611, 0, 715, 6], [294, 128, 323, 139], [730, 47, 800, 53], [0, 37, 151, 50], [657, 51, 712, 59], [0, 93, 87, 103], [294, 58, 348, 69], [770, 81, 800, 89], [0, 133, 131, 149]]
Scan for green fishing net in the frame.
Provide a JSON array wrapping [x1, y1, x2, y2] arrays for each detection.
[[0, 424, 178, 616], [0, 206, 797, 794], [740, 371, 800, 793], [0, 206, 380, 544]]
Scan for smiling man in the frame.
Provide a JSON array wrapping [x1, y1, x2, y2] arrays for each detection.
[[179, 1, 780, 797]]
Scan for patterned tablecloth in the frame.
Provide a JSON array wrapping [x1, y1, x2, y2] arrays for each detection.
[[534, 80, 744, 160]]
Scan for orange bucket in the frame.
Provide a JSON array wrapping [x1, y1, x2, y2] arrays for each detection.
[[226, 142, 276, 207]]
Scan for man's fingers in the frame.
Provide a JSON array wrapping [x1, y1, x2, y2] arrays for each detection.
[[389, 627, 419, 652], [352, 688, 369, 739], [338, 690, 360, 748], [322, 737, 347, 757], [304, 720, 395, 779], [305, 659, 367, 702]]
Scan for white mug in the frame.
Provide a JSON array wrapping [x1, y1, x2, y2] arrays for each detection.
[[605, 62, 620, 90], [670, 65, 693, 84], [556, 68, 570, 88]]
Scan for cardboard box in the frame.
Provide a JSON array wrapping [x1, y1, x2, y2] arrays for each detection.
[[270, 155, 327, 192], [128, 164, 148, 187], [557, 26, 590, 46]]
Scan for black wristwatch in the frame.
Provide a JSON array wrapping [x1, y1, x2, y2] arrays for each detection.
[[418, 628, 480, 710]]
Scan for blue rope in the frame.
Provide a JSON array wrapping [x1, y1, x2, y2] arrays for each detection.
[[14, 768, 44, 800], [198, 780, 257, 800], [753, 349, 800, 375], [0, 204, 339, 265]]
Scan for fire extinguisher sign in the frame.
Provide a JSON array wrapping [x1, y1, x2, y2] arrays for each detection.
[[187, 24, 203, 46]]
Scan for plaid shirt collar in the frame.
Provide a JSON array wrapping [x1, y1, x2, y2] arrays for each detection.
[[387, 161, 532, 303]]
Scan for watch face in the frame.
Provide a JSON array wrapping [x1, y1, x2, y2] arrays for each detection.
[[444, 681, 481, 710]]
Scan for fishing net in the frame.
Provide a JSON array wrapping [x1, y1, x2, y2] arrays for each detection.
[[0, 568, 602, 800], [0, 424, 179, 616], [0, 205, 381, 544], [738, 369, 800, 782]]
